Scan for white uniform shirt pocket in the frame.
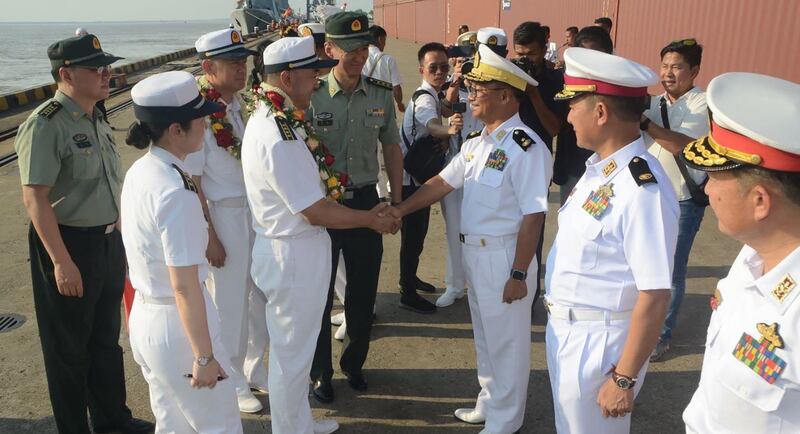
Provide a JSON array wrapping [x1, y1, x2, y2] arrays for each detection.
[[575, 211, 603, 269], [476, 167, 503, 209]]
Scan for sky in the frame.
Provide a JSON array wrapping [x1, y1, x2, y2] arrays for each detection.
[[2, 0, 372, 23]]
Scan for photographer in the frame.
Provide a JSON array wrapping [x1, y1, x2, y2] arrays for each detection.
[[399, 42, 464, 313]]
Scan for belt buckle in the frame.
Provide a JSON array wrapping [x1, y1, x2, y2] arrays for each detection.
[[479, 238, 486, 247], [343, 191, 355, 200], [104, 224, 115, 234]]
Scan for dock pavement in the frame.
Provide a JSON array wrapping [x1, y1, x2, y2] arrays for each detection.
[[0, 36, 741, 433]]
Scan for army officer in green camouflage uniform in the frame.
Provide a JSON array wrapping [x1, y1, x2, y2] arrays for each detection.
[[14, 35, 153, 434], [308, 11, 404, 403]]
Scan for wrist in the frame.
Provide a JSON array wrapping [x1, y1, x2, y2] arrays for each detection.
[[610, 366, 637, 390], [510, 268, 527, 281], [194, 354, 215, 367], [639, 117, 651, 131]]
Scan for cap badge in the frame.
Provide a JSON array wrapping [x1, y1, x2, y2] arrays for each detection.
[[301, 27, 313, 37], [772, 274, 796, 302], [732, 323, 787, 384], [92, 37, 101, 50], [582, 183, 614, 219], [351, 19, 362, 32], [602, 159, 617, 177], [469, 35, 477, 44], [487, 35, 497, 45], [231, 31, 242, 44]]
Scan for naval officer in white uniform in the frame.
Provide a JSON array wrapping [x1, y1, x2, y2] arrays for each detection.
[[681, 72, 800, 434], [240, 36, 399, 434], [544, 47, 678, 433], [122, 70, 242, 433], [389, 43, 551, 434], [186, 28, 266, 411]]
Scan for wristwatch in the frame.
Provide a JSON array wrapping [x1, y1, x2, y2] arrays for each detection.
[[510, 269, 527, 281], [611, 369, 637, 390], [639, 117, 651, 131], [195, 354, 215, 367]]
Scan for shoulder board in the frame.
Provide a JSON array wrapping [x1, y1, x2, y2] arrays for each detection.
[[466, 130, 482, 140], [629, 157, 657, 186], [171, 163, 198, 193], [274, 115, 297, 141], [512, 129, 534, 151], [366, 77, 393, 90], [38, 100, 62, 119]]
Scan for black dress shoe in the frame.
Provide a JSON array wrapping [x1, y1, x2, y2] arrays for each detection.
[[311, 380, 334, 403], [343, 371, 368, 391], [399, 291, 437, 314], [416, 278, 437, 293], [95, 418, 155, 434]]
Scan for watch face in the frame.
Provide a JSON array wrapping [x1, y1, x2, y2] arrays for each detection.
[[616, 377, 631, 389]]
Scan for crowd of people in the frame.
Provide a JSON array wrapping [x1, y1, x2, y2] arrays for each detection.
[[12, 9, 800, 434]]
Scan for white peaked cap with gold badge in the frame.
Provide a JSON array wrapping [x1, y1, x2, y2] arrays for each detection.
[[464, 43, 538, 91], [298, 22, 325, 37], [476, 27, 507, 47], [555, 47, 657, 100], [195, 28, 257, 59], [682, 72, 800, 173], [262, 36, 338, 73]]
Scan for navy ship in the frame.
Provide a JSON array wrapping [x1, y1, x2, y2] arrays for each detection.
[[231, 0, 291, 35]]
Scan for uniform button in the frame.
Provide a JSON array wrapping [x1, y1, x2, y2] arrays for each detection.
[[350, 119, 354, 123]]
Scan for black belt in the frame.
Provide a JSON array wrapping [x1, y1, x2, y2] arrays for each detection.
[[59, 223, 116, 234], [344, 183, 377, 199]]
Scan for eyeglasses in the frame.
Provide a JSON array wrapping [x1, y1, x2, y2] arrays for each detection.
[[465, 85, 505, 97], [425, 63, 450, 73], [73, 65, 113, 75], [669, 38, 697, 47]]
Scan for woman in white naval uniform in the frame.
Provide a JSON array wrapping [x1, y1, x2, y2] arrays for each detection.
[[241, 36, 398, 434], [122, 70, 242, 434], [391, 44, 551, 434]]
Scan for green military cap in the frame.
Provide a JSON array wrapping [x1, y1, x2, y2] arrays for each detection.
[[47, 34, 123, 70], [325, 12, 374, 52]]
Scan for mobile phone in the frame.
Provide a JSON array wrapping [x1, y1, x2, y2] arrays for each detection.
[[184, 374, 226, 381]]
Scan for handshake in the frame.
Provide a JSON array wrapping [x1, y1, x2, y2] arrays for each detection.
[[367, 202, 404, 235]]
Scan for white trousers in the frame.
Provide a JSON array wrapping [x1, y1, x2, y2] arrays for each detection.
[[129, 290, 242, 434], [545, 316, 648, 434], [205, 198, 267, 392], [243, 287, 269, 386], [462, 235, 535, 434], [440, 188, 466, 292], [251, 230, 332, 434]]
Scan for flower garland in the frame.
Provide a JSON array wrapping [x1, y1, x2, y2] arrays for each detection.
[[197, 76, 242, 160], [246, 82, 347, 202]]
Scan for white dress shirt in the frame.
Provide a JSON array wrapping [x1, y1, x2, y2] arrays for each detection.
[[545, 138, 679, 312], [439, 113, 552, 236], [363, 45, 403, 86], [185, 96, 247, 201], [684, 245, 800, 434], [241, 103, 326, 238], [643, 87, 708, 201], [121, 146, 209, 298]]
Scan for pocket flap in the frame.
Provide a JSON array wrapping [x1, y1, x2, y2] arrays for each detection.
[[717, 354, 786, 412]]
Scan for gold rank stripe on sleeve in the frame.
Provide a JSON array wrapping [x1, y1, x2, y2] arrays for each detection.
[[38, 100, 62, 119], [466, 130, 481, 140], [366, 77, 393, 90], [274, 116, 297, 141], [628, 157, 657, 186], [512, 129, 534, 151], [171, 164, 198, 193]]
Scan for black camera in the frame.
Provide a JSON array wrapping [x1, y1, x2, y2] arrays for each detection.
[[511, 56, 535, 76], [451, 102, 467, 114], [460, 60, 474, 75], [446, 45, 475, 59]]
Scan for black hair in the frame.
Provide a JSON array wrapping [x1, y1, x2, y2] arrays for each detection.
[[250, 40, 272, 87], [594, 17, 613, 31], [660, 39, 703, 68], [417, 42, 447, 64], [458, 24, 470, 33], [125, 120, 192, 150], [542, 25, 550, 35], [566, 26, 579, 34], [369, 25, 387, 39], [733, 166, 800, 207], [590, 94, 647, 123], [574, 26, 614, 53], [513, 21, 546, 48]]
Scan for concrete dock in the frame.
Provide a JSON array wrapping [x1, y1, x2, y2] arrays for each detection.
[[0, 36, 740, 433]]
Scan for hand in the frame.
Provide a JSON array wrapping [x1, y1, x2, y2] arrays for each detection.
[[502, 277, 527, 304], [54, 259, 84, 297], [597, 377, 634, 418], [190, 358, 227, 389], [369, 203, 401, 234], [397, 102, 406, 112], [206, 232, 226, 268], [448, 113, 464, 136]]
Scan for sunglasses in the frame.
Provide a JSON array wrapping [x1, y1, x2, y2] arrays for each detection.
[[669, 38, 697, 47], [425, 63, 450, 73], [73, 64, 113, 74]]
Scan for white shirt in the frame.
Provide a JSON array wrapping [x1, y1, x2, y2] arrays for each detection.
[[401, 80, 441, 186], [439, 113, 552, 236], [121, 146, 209, 298], [684, 246, 800, 434], [643, 87, 708, 201], [185, 96, 248, 201], [545, 41, 558, 65], [241, 103, 326, 238], [363, 45, 402, 86], [545, 138, 679, 312]]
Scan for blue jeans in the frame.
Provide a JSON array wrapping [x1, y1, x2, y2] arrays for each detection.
[[660, 200, 706, 341]]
